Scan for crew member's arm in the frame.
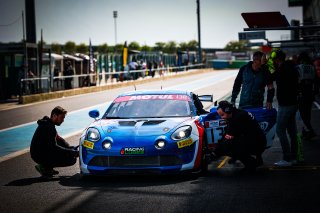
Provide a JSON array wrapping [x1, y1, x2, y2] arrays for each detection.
[[266, 71, 275, 109], [266, 83, 275, 109], [231, 67, 244, 105]]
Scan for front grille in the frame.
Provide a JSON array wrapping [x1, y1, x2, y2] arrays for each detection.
[[88, 155, 183, 167]]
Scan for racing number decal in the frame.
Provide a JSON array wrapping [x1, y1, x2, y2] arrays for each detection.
[[206, 126, 226, 144]]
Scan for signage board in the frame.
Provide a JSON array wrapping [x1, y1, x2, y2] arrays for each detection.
[[239, 31, 266, 40]]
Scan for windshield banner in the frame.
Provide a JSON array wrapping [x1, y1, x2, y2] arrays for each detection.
[[114, 95, 191, 103]]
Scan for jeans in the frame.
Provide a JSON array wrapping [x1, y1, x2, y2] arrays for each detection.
[[276, 104, 298, 161]]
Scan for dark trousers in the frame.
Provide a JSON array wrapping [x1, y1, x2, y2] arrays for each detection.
[[214, 139, 262, 169], [299, 99, 314, 132]]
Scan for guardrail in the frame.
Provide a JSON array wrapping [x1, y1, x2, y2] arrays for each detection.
[[19, 64, 204, 96]]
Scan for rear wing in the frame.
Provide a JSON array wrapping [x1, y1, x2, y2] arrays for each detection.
[[198, 95, 213, 102]]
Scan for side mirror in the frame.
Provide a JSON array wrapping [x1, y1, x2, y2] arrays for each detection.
[[198, 95, 213, 102], [89, 109, 100, 119]]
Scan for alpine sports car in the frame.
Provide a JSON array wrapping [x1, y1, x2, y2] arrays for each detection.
[[79, 90, 277, 176], [79, 90, 213, 175]]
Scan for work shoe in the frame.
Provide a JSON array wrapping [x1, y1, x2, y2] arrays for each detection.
[[274, 160, 292, 167], [256, 156, 264, 167], [51, 169, 59, 175], [35, 164, 53, 177], [228, 157, 237, 164], [304, 131, 316, 140]]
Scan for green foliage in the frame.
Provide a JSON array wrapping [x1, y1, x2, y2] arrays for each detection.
[[64, 41, 76, 54], [141, 45, 152, 52], [128, 41, 141, 51], [76, 43, 88, 54], [187, 40, 198, 51], [51, 42, 62, 54], [164, 41, 177, 53], [224, 40, 248, 52], [97, 43, 109, 53], [154, 42, 166, 52]]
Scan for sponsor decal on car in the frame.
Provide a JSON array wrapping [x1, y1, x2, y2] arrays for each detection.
[[205, 119, 227, 128], [114, 95, 191, 103], [259, 121, 269, 132], [120, 147, 145, 155], [177, 138, 194, 148], [83, 140, 94, 149]]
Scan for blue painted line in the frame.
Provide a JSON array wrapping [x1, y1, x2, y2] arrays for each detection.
[[0, 71, 237, 157], [0, 103, 109, 157]]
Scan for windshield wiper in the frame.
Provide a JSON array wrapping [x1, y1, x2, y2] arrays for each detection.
[[104, 116, 126, 119]]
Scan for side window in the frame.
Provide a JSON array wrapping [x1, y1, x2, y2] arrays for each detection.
[[192, 93, 208, 115]]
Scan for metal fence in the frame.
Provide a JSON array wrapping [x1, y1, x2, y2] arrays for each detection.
[[20, 64, 204, 96]]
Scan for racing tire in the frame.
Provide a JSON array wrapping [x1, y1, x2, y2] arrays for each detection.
[[199, 152, 209, 176]]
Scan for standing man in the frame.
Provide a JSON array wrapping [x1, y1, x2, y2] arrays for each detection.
[[64, 61, 74, 89], [30, 106, 79, 177], [214, 101, 267, 172], [231, 51, 274, 109], [297, 52, 316, 139], [273, 50, 299, 166]]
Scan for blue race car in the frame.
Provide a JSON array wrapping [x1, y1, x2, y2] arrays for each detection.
[[79, 90, 213, 175], [79, 90, 277, 176]]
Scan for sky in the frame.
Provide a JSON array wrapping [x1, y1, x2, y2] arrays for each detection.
[[0, 0, 302, 48]]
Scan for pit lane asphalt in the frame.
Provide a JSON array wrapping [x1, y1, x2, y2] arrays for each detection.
[[1, 69, 320, 213]]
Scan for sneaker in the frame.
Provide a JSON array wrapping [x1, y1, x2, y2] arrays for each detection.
[[274, 160, 292, 167]]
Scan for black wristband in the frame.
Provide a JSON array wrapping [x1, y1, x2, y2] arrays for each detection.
[[267, 88, 275, 103]]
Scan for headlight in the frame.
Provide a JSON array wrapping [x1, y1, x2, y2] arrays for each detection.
[[102, 141, 112, 149], [155, 140, 166, 149], [171, 126, 192, 140], [86, 128, 100, 142]]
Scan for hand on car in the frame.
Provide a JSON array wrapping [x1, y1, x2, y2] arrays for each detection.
[[224, 134, 234, 140]]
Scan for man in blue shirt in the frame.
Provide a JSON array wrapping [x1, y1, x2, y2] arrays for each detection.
[[231, 51, 274, 109]]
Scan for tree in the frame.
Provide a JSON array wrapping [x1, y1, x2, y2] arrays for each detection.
[[224, 40, 248, 52], [154, 42, 166, 52], [179, 42, 188, 51], [141, 45, 152, 52], [97, 43, 109, 53], [51, 42, 62, 54], [164, 41, 177, 53], [187, 40, 198, 51], [76, 43, 88, 54], [128, 41, 141, 51], [64, 41, 76, 54], [114, 44, 124, 52]]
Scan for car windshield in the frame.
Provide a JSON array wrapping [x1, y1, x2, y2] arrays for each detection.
[[103, 94, 193, 118]]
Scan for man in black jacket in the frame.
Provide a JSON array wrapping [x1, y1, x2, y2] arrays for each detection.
[[273, 50, 299, 166], [30, 106, 79, 177], [214, 101, 267, 172]]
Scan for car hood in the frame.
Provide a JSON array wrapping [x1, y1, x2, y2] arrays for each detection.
[[96, 117, 193, 137]]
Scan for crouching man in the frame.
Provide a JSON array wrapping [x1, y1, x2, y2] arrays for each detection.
[[214, 101, 267, 172], [30, 106, 79, 177]]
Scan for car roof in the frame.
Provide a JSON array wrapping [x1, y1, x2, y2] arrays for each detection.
[[117, 90, 192, 97]]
